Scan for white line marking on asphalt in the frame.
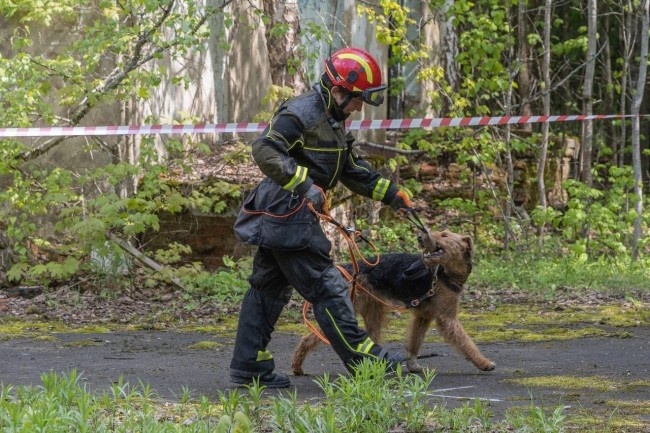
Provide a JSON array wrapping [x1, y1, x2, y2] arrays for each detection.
[[430, 386, 475, 393], [406, 386, 503, 402]]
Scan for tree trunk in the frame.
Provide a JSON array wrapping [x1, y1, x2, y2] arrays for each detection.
[[503, 6, 517, 249], [441, 0, 460, 94], [537, 0, 553, 243], [630, 0, 649, 261], [581, 0, 597, 187], [262, 0, 306, 92], [602, 11, 618, 166], [517, 0, 532, 132], [619, 0, 634, 167]]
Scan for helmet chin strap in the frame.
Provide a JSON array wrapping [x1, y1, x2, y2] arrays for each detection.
[[337, 94, 353, 112], [330, 88, 353, 120], [320, 79, 351, 121]]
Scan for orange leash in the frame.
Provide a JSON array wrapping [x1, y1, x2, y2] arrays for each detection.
[[301, 301, 329, 343], [307, 201, 381, 269], [301, 264, 410, 346], [301, 199, 382, 344], [336, 265, 410, 312]]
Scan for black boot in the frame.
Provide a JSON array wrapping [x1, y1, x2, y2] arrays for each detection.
[[381, 349, 407, 372], [230, 370, 291, 388], [344, 348, 406, 374], [229, 288, 290, 388]]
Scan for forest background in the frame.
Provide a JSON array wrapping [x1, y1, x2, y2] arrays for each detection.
[[0, 0, 649, 292]]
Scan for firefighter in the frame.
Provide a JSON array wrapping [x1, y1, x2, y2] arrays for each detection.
[[230, 47, 413, 388]]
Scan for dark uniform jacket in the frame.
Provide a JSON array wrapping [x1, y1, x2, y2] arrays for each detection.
[[234, 84, 398, 251]]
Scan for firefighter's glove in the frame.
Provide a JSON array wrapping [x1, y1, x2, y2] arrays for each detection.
[[390, 190, 413, 213], [304, 184, 325, 211]]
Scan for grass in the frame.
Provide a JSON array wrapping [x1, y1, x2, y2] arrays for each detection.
[[277, 283, 649, 347], [504, 375, 650, 393], [471, 251, 650, 294], [0, 319, 116, 341], [0, 365, 573, 433]]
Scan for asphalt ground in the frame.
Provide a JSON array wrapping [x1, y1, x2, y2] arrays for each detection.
[[0, 325, 648, 429]]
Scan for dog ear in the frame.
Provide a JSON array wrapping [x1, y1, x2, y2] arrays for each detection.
[[461, 235, 474, 254], [462, 235, 474, 272]]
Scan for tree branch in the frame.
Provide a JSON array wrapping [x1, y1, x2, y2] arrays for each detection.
[[109, 233, 186, 290], [18, 0, 234, 162]]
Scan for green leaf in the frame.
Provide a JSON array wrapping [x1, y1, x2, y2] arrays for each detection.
[[6, 262, 29, 282]]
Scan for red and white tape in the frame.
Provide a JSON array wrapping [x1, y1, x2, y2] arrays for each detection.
[[0, 114, 642, 137]]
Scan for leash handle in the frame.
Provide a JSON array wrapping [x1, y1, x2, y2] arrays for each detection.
[[401, 208, 429, 234], [308, 201, 381, 267]]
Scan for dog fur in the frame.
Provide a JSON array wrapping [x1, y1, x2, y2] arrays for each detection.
[[291, 230, 496, 375]]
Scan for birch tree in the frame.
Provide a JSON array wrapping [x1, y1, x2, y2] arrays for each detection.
[[630, 0, 649, 260], [262, 0, 306, 92], [516, 0, 532, 132], [601, 9, 618, 165], [536, 0, 553, 242], [618, 0, 635, 167], [441, 0, 460, 94], [581, 0, 597, 187]]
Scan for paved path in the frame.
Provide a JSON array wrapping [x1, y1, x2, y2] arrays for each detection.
[[1, 326, 648, 426]]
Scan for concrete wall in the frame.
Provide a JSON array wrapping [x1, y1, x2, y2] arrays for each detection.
[[1, 1, 441, 270], [0, 13, 120, 172], [1, 1, 439, 144]]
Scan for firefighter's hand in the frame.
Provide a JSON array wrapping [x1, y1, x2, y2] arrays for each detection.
[[390, 190, 413, 213], [304, 184, 325, 211]]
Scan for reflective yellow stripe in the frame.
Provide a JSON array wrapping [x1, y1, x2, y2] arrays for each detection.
[[283, 165, 308, 191], [372, 178, 390, 201], [256, 349, 273, 362], [324, 308, 379, 359], [350, 158, 370, 173], [286, 139, 304, 151], [338, 53, 374, 90], [356, 338, 375, 354]]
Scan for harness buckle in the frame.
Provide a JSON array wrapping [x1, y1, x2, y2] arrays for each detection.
[[289, 193, 300, 209], [408, 288, 435, 309], [343, 225, 356, 235]]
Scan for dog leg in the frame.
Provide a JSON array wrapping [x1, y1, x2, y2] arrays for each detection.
[[356, 294, 388, 343], [436, 317, 496, 371], [405, 310, 434, 373], [291, 332, 322, 376], [435, 315, 495, 371], [433, 289, 496, 371]]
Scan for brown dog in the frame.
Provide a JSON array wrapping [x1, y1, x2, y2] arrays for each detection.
[[291, 230, 496, 375]]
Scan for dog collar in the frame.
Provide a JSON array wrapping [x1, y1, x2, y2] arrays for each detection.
[[405, 264, 463, 308], [407, 288, 435, 308], [406, 265, 439, 308]]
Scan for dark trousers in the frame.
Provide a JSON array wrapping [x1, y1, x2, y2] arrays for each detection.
[[230, 225, 385, 374]]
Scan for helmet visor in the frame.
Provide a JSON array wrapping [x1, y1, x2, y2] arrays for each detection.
[[352, 85, 387, 106]]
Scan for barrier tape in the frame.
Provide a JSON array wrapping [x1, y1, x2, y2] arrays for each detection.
[[0, 114, 643, 138]]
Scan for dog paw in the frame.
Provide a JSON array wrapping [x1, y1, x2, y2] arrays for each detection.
[[480, 362, 496, 371], [406, 360, 424, 373], [292, 367, 305, 376]]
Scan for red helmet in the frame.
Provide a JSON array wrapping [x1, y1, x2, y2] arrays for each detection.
[[324, 47, 387, 106]]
